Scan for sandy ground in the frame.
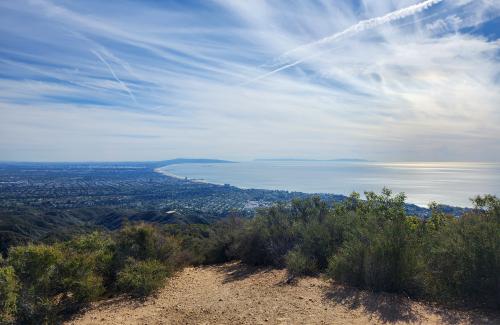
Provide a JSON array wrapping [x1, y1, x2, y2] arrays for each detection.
[[66, 262, 499, 325]]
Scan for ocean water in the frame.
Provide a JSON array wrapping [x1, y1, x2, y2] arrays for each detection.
[[158, 161, 500, 207]]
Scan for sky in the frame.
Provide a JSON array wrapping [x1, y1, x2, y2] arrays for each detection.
[[0, 0, 499, 162]]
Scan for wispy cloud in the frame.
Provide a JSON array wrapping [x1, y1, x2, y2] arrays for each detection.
[[91, 49, 137, 104], [283, 0, 443, 59], [243, 0, 444, 84], [0, 0, 499, 161]]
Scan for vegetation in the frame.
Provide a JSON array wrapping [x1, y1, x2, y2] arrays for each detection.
[[234, 190, 499, 308], [0, 224, 188, 324], [0, 190, 498, 323], [0, 264, 18, 323], [116, 260, 170, 297]]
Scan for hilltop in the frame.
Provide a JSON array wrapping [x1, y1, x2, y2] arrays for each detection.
[[2, 193, 498, 324], [67, 262, 499, 325]]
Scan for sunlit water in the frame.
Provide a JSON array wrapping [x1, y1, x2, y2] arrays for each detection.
[[158, 161, 500, 207]]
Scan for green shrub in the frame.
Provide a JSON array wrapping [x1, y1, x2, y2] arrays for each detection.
[[59, 253, 106, 304], [327, 239, 365, 286], [61, 232, 115, 302], [164, 224, 212, 265], [285, 249, 317, 276], [294, 219, 332, 269], [236, 220, 273, 266], [64, 232, 115, 278], [8, 244, 64, 324], [423, 197, 500, 306], [7, 237, 112, 323], [115, 223, 180, 266], [0, 266, 18, 323], [3, 224, 200, 323], [8, 244, 63, 292], [203, 217, 243, 264], [326, 190, 414, 291], [116, 259, 170, 297], [238, 204, 296, 266]]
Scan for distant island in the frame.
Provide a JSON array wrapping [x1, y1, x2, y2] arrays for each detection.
[[254, 158, 371, 162]]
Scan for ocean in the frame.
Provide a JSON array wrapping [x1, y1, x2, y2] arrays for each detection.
[[158, 161, 500, 207]]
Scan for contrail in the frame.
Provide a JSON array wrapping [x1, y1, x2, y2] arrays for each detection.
[[243, 0, 443, 85], [91, 50, 137, 103]]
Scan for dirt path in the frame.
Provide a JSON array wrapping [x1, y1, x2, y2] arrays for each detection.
[[66, 262, 498, 325]]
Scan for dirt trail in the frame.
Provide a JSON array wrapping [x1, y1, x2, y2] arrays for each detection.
[[66, 262, 498, 325]]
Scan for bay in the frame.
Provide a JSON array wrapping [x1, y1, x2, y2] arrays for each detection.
[[158, 161, 500, 207]]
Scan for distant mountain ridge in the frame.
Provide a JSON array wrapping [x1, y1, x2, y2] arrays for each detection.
[[151, 158, 235, 168], [254, 158, 371, 162]]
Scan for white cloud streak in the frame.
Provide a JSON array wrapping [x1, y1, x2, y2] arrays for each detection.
[[283, 0, 443, 57], [91, 50, 137, 104], [245, 0, 444, 84]]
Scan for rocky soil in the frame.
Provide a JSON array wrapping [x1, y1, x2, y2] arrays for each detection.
[[66, 262, 499, 325]]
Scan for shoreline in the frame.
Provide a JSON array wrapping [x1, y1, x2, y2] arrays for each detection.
[[155, 166, 228, 187], [154, 165, 441, 210]]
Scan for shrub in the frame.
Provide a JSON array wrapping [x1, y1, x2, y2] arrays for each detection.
[[327, 190, 423, 294], [8, 244, 64, 324], [203, 217, 244, 264], [164, 224, 212, 265], [59, 254, 106, 304], [59, 232, 114, 304], [285, 249, 317, 277], [8, 244, 63, 292], [423, 197, 500, 307], [294, 219, 331, 269], [64, 232, 115, 279], [2, 224, 191, 323], [0, 266, 18, 323], [115, 223, 180, 266], [327, 239, 365, 287], [7, 236, 112, 322], [238, 204, 296, 267], [116, 259, 170, 297]]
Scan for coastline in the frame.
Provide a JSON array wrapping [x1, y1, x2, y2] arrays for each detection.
[[153, 163, 480, 214], [154, 165, 437, 210], [155, 166, 228, 187]]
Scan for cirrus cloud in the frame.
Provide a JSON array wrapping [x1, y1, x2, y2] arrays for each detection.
[[0, 0, 499, 162]]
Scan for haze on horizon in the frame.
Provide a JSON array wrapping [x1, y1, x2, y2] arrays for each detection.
[[0, 0, 499, 162]]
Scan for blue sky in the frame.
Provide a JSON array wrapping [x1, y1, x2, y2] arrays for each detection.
[[0, 0, 499, 162]]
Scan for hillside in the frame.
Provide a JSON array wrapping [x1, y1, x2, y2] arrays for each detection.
[[67, 262, 499, 325]]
